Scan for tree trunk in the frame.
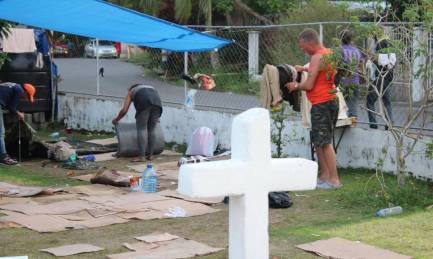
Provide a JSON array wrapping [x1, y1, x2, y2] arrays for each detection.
[[395, 140, 406, 185]]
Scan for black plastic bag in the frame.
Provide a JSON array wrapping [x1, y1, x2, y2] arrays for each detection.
[[223, 192, 293, 209], [268, 192, 293, 208]]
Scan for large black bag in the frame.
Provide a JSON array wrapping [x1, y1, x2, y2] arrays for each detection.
[[268, 192, 293, 208]]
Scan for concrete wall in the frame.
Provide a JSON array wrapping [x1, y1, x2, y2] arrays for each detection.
[[58, 93, 433, 180]]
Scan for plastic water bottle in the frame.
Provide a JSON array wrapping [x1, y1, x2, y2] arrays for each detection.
[[142, 163, 157, 193], [376, 206, 403, 217]]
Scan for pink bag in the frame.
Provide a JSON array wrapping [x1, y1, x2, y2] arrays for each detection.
[[186, 127, 215, 157]]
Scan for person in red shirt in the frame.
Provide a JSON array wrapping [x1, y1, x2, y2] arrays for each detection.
[[286, 28, 341, 189], [114, 42, 121, 58]]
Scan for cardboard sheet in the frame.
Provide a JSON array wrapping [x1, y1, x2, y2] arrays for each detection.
[[41, 244, 103, 256], [80, 192, 170, 212], [158, 189, 222, 205], [135, 232, 179, 243], [122, 242, 159, 251], [79, 152, 117, 162], [67, 184, 127, 196], [0, 182, 44, 197], [297, 237, 412, 259], [0, 197, 30, 206], [0, 199, 93, 215], [85, 137, 118, 146], [0, 213, 75, 232], [128, 161, 179, 173], [116, 209, 163, 220], [108, 238, 223, 259], [148, 199, 220, 217]]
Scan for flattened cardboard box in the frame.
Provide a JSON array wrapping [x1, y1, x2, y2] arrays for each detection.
[[297, 237, 412, 259]]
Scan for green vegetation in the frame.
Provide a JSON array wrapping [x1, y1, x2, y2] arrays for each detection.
[[0, 165, 84, 187]]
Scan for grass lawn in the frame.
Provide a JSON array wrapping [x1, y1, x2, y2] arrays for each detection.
[[1, 164, 432, 258]]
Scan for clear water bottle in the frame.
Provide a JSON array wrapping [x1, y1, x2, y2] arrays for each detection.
[[142, 163, 157, 193], [376, 206, 403, 217]]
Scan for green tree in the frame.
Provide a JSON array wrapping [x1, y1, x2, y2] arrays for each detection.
[[0, 20, 11, 70]]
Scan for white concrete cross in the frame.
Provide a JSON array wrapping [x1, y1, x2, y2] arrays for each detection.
[[178, 108, 318, 259]]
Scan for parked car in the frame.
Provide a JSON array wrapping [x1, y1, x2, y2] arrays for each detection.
[[84, 40, 117, 58], [53, 43, 69, 57]]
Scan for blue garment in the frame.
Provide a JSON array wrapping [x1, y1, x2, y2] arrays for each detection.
[[0, 82, 23, 114], [34, 30, 50, 55]]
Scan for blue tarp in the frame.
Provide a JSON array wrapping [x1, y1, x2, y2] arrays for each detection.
[[0, 0, 232, 52]]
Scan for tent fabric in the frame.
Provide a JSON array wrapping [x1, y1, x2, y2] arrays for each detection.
[[0, 0, 231, 52]]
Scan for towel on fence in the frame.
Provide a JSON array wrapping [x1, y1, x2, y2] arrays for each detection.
[[1, 28, 37, 53]]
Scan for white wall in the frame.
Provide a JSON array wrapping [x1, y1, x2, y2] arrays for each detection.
[[58, 93, 433, 180]]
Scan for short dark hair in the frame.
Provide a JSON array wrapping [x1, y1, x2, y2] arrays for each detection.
[[129, 84, 141, 90], [339, 29, 352, 45], [299, 28, 320, 44]]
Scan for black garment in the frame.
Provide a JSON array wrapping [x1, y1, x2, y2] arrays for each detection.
[[136, 106, 160, 157], [276, 64, 301, 112], [131, 85, 162, 118], [0, 82, 23, 114], [99, 67, 104, 77]]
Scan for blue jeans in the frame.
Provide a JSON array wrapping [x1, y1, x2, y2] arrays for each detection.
[[0, 109, 6, 158], [341, 84, 360, 118], [366, 73, 394, 125]]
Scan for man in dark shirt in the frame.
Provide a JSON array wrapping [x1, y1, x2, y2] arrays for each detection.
[[112, 84, 162, 161], [0, 81, 36, 165]]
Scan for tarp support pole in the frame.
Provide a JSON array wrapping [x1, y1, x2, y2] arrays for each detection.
[[96, 38, 100, 95], [184, 51, 188, 100]]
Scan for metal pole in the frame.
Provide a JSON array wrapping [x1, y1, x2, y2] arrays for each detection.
[[96, 39, 100, 95], [184, 51, 188, 100], [319, 23, 323, 44]]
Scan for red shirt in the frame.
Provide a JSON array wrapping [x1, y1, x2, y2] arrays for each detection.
[[307, 48, 337, 105]]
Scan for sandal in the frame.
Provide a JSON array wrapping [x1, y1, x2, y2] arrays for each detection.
[[0, 156, 18, 166]]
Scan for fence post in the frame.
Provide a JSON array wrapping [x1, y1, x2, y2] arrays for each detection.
[[412, 27, 427, 102], [248, 31, 260, 79], [184, 51, 188, 100], [319, 23, 323, 44]]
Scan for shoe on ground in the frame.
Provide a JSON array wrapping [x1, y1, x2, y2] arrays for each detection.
[[316, 181, 334, 190], [0, 156, 18, 166], [316, 181, 343, 190]]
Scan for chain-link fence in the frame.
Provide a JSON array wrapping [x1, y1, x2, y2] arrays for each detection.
[[138, 22, 433, 132]]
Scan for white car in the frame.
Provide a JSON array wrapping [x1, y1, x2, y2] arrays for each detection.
[[84, 40, 117, 58]]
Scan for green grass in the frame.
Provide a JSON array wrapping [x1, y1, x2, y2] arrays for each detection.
[[35, 123, 115, 142], [0, 164, 84, 187]]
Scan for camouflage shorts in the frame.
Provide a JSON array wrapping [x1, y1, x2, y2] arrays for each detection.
[[311, 99, 339, 147]]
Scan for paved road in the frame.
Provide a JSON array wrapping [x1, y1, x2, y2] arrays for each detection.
[[56, 58, 433, 131], [56, 58, 260, 113]]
